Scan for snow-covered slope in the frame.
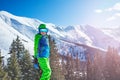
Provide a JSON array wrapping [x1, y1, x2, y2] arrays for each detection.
[[101, 27, 120, 41], [0, 11, 35, 56], [0, 11, 120, 58], [0, 11, 65, 57], [62, 25, 120, 49]]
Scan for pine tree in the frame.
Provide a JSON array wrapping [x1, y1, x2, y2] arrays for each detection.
[[104, 47, 120, 80], [8, 36, 42, 80], [7, 36, 41, 80], [49, 35, 65, 80], [7, 50, 22, 80], [86, 53, 93, 80], [0, 50, 10, 80], [87, 52, 105, 80], [21, 50, 40, 80], [0, 49, 4, 69], [74, 52, 81, 80], [8, 36, 26, 79], [61, 54, 67, 79], [9, 36, 25, 61], [0, 49, 5, 79], [21, 50, 32, 80], [64, 53, 74, 80], [2, 73, 11, 80]]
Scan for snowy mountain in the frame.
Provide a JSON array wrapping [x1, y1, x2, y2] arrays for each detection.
[[101, 27, 120, 41], [0, 11, 45, 58], [62, 25, 120, 49], [0, 11, 65, 57], [0, 11, 120, 59]]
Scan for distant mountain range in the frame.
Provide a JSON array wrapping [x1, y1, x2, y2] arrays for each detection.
[[0, 11, 120, 60]]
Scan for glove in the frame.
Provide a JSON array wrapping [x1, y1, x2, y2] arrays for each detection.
[[34, 63, 39, 69], [33, 56, 40, 69]]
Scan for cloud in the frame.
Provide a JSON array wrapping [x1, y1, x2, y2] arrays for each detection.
[[106, 16, 116, 21], [105, 8, 113, 11], [95, 2, 120, 13], [106, 12, 120, 21], [115, 13, 120, 16], [112, 3, 120, 11], [94, 2, 120, 22], [94, 9, 103, 13], [106, 2, 120, 11], [94, 2, 120, 27]]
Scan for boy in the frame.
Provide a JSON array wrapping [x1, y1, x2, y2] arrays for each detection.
[[34, 24, 51, 80]]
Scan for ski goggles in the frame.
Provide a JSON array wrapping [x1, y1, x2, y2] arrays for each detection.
[[39, 28, 48, 33]]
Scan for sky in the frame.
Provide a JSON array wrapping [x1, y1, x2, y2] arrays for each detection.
[[0, 0, 120, 28]]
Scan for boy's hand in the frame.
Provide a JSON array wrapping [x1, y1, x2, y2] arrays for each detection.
[[33, 55, 38, 63], [33, 56, 40, 69]]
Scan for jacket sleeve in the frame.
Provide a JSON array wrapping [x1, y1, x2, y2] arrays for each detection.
[[34, 34, 39, 58]]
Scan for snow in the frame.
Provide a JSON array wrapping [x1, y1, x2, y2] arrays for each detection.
[[0, 10, 120, 59], [101, 27, 120, 41], [46, 23, 65, 37], [0, 13, 34, 58], [0, 11, 42, 29]]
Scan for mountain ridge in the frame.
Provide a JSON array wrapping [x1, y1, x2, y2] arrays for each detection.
[[0, 11, 120, 59]]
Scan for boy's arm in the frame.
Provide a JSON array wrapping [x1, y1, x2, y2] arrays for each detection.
[[34, 34, 38, 58], [34, 34, 42, 58]]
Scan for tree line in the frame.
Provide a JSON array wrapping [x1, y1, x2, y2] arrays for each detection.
[[0, 36, 120, 80]]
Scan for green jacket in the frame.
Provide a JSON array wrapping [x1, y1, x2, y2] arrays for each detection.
[[34, 33, 50, 58]]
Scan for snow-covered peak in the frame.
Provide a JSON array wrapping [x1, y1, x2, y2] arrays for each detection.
[[63, 24, 120, 49], [101, 27, 120, 41], [0, 11, 120, 57], [0, 11, 15, 18], [64, 25, 75, 31], [0, 11, 66, 56], [0, 11, 43, 30]]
